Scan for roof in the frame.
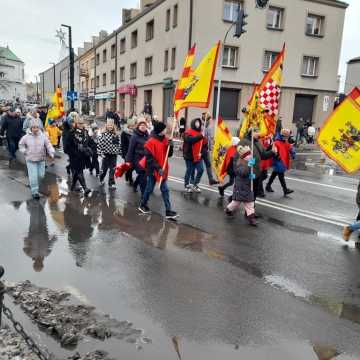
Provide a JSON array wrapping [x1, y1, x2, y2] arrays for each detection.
[[348, 57, 360, 65], [0, 46, 23, 63]]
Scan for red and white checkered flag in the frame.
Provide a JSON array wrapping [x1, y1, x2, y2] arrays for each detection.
[[259, 79, 281, 116]]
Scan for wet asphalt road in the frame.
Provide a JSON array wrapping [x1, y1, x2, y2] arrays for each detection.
[[0, 147, 360, 359]]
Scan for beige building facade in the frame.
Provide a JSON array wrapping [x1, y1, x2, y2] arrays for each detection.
[[40, 0, 348, 130], [345, 57, 360, 95]]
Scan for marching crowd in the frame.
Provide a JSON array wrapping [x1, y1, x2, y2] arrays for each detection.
[[0, 105, 359, 238]]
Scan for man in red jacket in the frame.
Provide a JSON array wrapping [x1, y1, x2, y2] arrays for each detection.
[[138, 121, 178, 220]]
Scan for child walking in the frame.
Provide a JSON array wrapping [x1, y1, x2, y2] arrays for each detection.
[[19, 118, 55, 200], [225, 145, 257, 226], [45, 119, 62, 166], [138, 121, 178, 220], [97, 119, 121, 189]]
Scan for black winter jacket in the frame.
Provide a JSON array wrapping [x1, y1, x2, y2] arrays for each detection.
[[0, 114, 24, 138], [125, 129, 149, 170]]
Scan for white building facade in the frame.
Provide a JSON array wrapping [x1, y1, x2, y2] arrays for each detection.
[[345, 57, 360, 95], [0, 46, 26, 102]]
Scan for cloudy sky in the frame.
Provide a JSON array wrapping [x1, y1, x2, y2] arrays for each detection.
[[1, 0, 358, 91]]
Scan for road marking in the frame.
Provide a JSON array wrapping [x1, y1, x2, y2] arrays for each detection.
[[296, 152, 322, 155], [285, 177, 356, 193], [167, 176, 350, 227]]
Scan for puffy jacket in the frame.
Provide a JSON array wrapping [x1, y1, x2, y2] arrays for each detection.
[[126, 128, 149, 169], [0, 114, 24, 138]]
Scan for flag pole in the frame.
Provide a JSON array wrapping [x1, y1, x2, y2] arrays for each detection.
[[214, 40, 224, 131]]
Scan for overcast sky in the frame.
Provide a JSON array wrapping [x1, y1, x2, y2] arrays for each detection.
[[0, 0, 358, 91]]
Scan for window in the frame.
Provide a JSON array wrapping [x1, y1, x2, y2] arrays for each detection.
[[130, 62, 137, 79], [119, 66, 125, 82], [96, 76, 100, 88], [306, 14, 324, 36], [111, 70, 116, 84], [131, 30, 138, 48], [302, 56, 319, 77], [173, 4, 178, 28], [0, 72, 5, 78], [222, 46, 238, 68], [166, 9, 171, 31], [145, 57, 153, 76], [263, 50, 279, 72], [111, 44, 116, 58], [223, 0, 241, 22], [96, 53, 100, 66], [146, 20, 154, 41], [144, 90, 152, 105], [81, 81, 85, 90], [171, 47, 176, 70], [103, 49, 107, 63], [267, 7, 284, 30], [102, 73, 107, 86], [120, 37, 126, 53], [164, 49, 169, 71], [91, 58, 95, 68], [91, 78, 95, 89]]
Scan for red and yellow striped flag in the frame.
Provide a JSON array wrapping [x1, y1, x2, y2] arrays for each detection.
[[174, 45, 196, 117]]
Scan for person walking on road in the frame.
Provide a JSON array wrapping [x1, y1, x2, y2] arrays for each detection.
[[183, 118, 205, 193], [266, 129, 295, 197], [258, 135, 274, 198], [0, 107, 25, 165], [97, 119, 121, 189], [46, 119, 62, 166], [343, 180, 360, 245], [88, 122, 100, 177], [18, 118, 55, 200], [62, 112, 77, 175], [126, 117, 149, 194], [121, 118, 135, 185], [225, 145, 257, 226], [138, 121, 178, 219], [66, 117, 92, 196]]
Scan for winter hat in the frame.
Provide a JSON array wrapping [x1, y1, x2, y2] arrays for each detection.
[[136, 117, 147, 127], [29, 118, 41, 129], [153, 121, 166, 135], [106, 118, 115, 126], [48, 119, 55, 125], [237, 145, 251, 159], [232, 137, 240, 146]]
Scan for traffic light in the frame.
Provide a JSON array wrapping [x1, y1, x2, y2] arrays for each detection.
[[234, 8, 248, 38]]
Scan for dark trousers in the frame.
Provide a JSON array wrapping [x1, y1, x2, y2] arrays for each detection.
[[90, 155, 100, 175], [135, 169, 147, 194], [185, 160, 204, 187], [141, 175, 171, 212], [267, 171, 288, 192], [258, 170, 268, 196], [100, 154, 117, 185], [219, 175, 235, 191], [125, 168, 134, 184], [202, 152, 215, 182], [253, 177, 261, 201], [71, 169, 88, 190], [7, 136, 21, 159]]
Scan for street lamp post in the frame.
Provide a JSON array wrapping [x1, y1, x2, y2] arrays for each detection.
[[61, 24, 75, 110], [50, 62, 56, 92]]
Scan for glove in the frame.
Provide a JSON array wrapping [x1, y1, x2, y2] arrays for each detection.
[[249, 173, 256, 180], [248, 158, 256, 167], [158, 169, 164, 177]]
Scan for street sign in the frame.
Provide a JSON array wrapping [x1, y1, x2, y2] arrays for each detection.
[[67, 91, 78, 101]]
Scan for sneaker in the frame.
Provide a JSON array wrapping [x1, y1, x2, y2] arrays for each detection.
[[193, 185, 202, 193], [209, 179, 220, 186], [218, 186, 225, 197], [84, 189, 91, 197], [225, 208, 234, 217], [166, 210, 179, 220], [32, 193, 40, 200], [343, 226, 352, 242], [108, 184, 116, 189], [266, 186, 274, 193], [284, 189, 294, 196], [138, 205, 151, 214], [184, 185, 193, 193], [66, 165, 71, 175]]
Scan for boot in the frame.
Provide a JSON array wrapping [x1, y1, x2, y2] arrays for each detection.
[[71, 174, 81, 192], [225, 208, 234, 218], [218, 186, 225, 197], [284, 189, 294, 196], [266, 185, 274, 192], [343, 226, 352, 242], [247, 213, 258, 227], [209, 179, 220, 186], [78, 173, 91, 196]]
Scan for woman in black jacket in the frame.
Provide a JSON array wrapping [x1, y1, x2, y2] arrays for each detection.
[[126, 118, 149, 194], [66, 117, 92, 195]]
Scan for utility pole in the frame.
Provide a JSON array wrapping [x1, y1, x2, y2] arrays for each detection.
[[50, 62, 56, 92], [61, 24, 75, 110]]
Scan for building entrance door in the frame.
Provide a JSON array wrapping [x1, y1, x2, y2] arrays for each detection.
[[293, 94, 316, 125], [163, 87, 174, 122]]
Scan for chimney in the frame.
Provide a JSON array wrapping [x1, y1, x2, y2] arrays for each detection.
[[99, 30, 108, 40], [141, 0, 155, 10], [92, 36, 99, 46], [77, 47, 85, 56], [83, 42, 92, 51], [122, 8, 141, 24]]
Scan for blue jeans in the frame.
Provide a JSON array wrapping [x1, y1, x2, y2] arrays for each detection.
[[26, 161, 45, 195], [141, 175, 171, 212], [184, 160, 204, 187], [7, 136, 21, 159], [349, 221, 360, 232]]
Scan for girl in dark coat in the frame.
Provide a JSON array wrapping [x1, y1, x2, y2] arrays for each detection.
[[126, 118, 149, 194], [225, 145, 257, 226], [66, 117, 92, 195]]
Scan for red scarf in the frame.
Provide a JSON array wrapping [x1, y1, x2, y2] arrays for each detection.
[[220, 145, 237, 178], [185, 128, 207, 163], [274, 140, 292, 169], [144, 136, 169, 182]]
